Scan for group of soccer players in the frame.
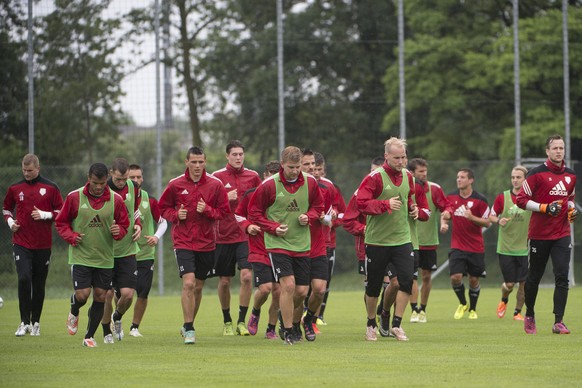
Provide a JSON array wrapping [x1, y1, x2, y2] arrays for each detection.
[[3, 134, 577, 346]]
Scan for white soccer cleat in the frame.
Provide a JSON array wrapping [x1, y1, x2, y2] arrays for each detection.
[[30, 322, 41, 336], [129, 328, 143, 337], [15, 322, 31, 337]]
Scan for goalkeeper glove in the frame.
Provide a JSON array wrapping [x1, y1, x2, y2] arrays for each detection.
[[539, 201, 562, 217], [568, 208, 578, 223]]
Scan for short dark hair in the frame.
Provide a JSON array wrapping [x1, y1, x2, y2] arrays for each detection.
[[408, 158, 428, 172], [111, 158, 129, 174], [186, 146, 205, 159], [129, 163, 142, 171], [89, 163, 109, 179], [371, 156, 384, 167], [226, 140, 245, 154], [314, 152, 325, 166], [459, 168, 474, 180], [546, 134, 563, 149], [301, 148, 314, 157], [264, 160, 280, 175]]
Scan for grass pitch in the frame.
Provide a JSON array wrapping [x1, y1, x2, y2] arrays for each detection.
[[1, 287, 581, 387]]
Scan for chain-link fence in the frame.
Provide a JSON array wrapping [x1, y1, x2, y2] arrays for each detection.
[[2, 159, 581, 299]]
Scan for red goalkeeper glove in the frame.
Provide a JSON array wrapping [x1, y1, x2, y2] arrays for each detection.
[[568, 208, 578, 223], [539, 201, 562, 217]]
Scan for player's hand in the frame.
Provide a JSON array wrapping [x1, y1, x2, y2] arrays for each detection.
[[388, 196, 402, 211], [540, 201, 562, 217], [196, 198, 206, 213], [276, 224, 288, 236], [145, 235, 159, 246], [227, 189, 238, 201], [409, 204, 419, 220], [568, 208, 578, 223], [463, 208, 473, 219], [441, 210, 451, 221], [298, 214, 309, 226], [9, 220, 21, 232], [31, 206, 43, 220], [440, 221, 449, 233], [73, 233, 85, 245], [178, 204, 188, 220], [247, 224, 261, 235], [498, 217, 510, 226], [110, 220, 120, 236], [132, 224, 141, 241]]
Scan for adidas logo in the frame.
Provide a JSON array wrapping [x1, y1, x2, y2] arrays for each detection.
[[225, 183, 232, 188], [277, 191, 285, 198], [431, 264, 437, 270], [88, 214, 104, 228], [549, 181, 568, 196], [453, 205, 467, 217], [181, 189, 189, 195], [81, 204, 89, 209], [286, 199, 300, 212]]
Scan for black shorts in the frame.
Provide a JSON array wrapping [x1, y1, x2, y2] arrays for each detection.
[[419, 250, 438, 271], [112, 255, 137, 290], [498, 254, 528, 283], [385, 262, 397, 280], [71, 264, 112, 290], [268, 253, 311, 286], [357, 259, 365, 275], [365, 243, 414, 297], [448, 249, 486, 278], [251, 262, 276, 287], [310, 255, 329, 281], [136, 259, 154, 298], [214, 242, 251, 277], [175, 249, 214, 280], [13, 244, 51, 281]]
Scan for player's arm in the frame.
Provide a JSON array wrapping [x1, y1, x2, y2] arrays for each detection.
[[248, 181, 280, 235], [112, 193, 130, 240], [2, 187, 19, 230], [414, 181, 430, 222], [356, 174, 392, 215], [158, 185, 180, 223], [55, 192, 81, 245]]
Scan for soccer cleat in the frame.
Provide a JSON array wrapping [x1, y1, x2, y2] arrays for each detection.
[[111, 313, 123, 341], [30, 322, 40, 336], [184, 330, 196, 344], [302, 320, 316, 341], [513, 313, 524, 321], [83, 338, 97, 348], [497, 301, 507, 318], [313, 323, 320, 334], [283, 331, 297, 345], [524, 316, 537, 334], [418, 311, 427, 323], [410, 310, 420, 323], [316, 317, 327, 326], [15, 322, 31, 337], [468, 310, 478, 320], [379, 312, 391, 338], [265, 329, 278, 340], [390, 326, 409, 341], [236, 322, 250, 336], [104, 334, 114, 344], [552, 321, 571, 334], [365, 326, 378, 341], [454, 304, 468, 319], [247, 313, 259, 336], [67, 312, 79, 335], [129, 328, 143, 337], [223, 322, 235, 336], [292, 324, 303, 342]]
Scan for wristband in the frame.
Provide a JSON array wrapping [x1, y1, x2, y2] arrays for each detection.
[[7, 217, 15, 228]]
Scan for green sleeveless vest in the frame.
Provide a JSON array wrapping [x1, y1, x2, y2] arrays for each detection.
[[136, 189, 155, 261], [417, 182, 439, 246], [365, 168, 411, 246], [497, 190, 531, 255], [69, 188, 115, 268], [264, 172, 311, 253], [114, 179, 139, 258]]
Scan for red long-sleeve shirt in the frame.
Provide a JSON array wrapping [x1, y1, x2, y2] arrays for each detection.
[[158, 169, 230, 252], [3, 175, 64, 249], [55, 183, 129, 246], [235, 187, 270, 265]]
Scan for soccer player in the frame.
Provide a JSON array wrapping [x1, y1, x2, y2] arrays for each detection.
[[356, 137, 421, 341], [489, 166, 531, 321], [407, 158, 452, 323], [311, 152, 346, 326], [516, 135, 577, 335], [236, 160, 281, 340], [248, 146, 324, 345], [442, 168, 490, 320], [212, 140, 262, 336], [127, 164, 168, 337], [101, 158, 142, 343], [3, 154, 64, 337], [158, 146, 230, 344], [56, 163, 130, 347]]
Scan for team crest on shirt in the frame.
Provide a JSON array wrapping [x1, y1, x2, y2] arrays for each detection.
[[467, 201, 473, 208], [39, 188, 46, 196], [565, 177, 571, 184]]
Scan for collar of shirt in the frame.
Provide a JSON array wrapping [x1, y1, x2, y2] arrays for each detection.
[[545, 158, 565, 174], [226, 163, 244, 175]]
